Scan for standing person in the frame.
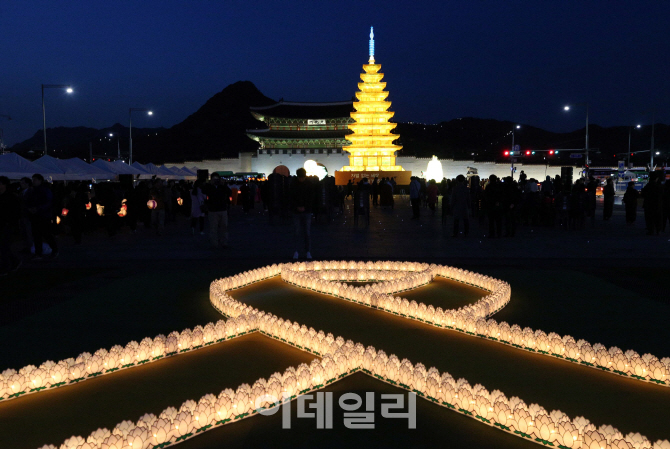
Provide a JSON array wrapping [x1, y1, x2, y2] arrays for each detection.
[[441, 178, 451, 226], [586, 176, 598, 226], [290, 168, 314, 260], [427, 180, 439, 215], [451, 175, 470, 237], [190, 180, 207, 235], [622, 181, 639, 225], [0, 177, 21, 275], [603, 178, 615, 220], [18, 177, 33, 253], [26, 174, 58, 259], [240, 181, 252, 213], [164, 180, 176, 222], [149, 180, 166, 236], [371, 177, 379, 207], [204, 173, 231, 248], [345, 180, 353, 200], [420, 178, 428, 209], [662, 180, 670, 232], [502, 177, 520, 237], [484, 175, 503, 238], [68, 182, 88, 244], [409, 176, 421, 219], [641, 173, 663, 235]]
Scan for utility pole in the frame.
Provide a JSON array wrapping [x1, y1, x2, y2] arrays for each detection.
[[650, 110, 655, 170]]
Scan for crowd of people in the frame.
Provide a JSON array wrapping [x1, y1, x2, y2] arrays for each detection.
[[404, 170, 670, 238], [1, 169, 669, 275], [0, 170, 329, 274]]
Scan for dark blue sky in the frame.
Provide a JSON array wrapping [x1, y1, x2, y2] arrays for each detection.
[[1, 0, 669, 146]]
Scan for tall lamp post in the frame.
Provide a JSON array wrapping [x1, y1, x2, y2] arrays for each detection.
[[109, 133, 121, 159], [649, 110, 656, 171], [511, 125, 520, 179], [563, 102, 589, 175], [42, 84, 73, 155], [129, 108, 153, 165], [628, 124, 641, 168]]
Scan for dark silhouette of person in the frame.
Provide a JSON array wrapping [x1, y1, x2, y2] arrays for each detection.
[[622, 181, 639, 225], [484, 175, 503, 237], [451, 175, 470, 237], [642, 172, 663, 235], [603, 178, 615, 220]]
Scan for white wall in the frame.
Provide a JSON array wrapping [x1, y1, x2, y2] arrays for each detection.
[[398, 157, 581, 181], [177, 152, 582, 181]]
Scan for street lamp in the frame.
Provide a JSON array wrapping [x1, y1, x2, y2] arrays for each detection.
[[129, 108, 153, 165], [649, 110, 656, 170], [628, 124, 641, 168], [109, 133, 121, 159], [42, 84, 73, 155], [563, 102, 589, 174]]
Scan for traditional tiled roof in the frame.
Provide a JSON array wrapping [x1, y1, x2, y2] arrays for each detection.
[[250, 101, 354, 119], [246, 129, 351, 139]]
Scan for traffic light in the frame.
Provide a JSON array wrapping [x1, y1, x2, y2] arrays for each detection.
[[531, 151, 536, 155], [504, 150, 510, 156], [525, 150, 531, 156], [554, 150, 559, 154], [549, 150, 555, 155]]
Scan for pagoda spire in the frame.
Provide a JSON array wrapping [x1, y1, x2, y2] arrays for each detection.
[[340, 28, 403, 173], [369, 27, 375, 64]]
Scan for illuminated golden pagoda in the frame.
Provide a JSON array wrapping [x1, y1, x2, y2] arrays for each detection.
[[336, 27, 409, 184]]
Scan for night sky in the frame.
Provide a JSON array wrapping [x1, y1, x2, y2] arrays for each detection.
[[1, 0, 669, 146]]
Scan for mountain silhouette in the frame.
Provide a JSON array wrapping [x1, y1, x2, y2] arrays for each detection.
[[9, 81, 669, 166]]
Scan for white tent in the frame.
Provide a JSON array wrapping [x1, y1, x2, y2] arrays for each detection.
[[141, 163, 179, 179], [61, 158, 115, 179], [32, 155, 108, 180], [112, 160, 145, 175], [130, 162, 154, 179], [181, 166, 198, 176], [167, 166, 195, 178], [0, 153, 49, 180], [32, 155, 71, 180], [140, 162, 162, 176], [92, 159, 124, 176]]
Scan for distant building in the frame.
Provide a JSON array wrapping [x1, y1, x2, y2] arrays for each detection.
[[246, 101, 354, 156]]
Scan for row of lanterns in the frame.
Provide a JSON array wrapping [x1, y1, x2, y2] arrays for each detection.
[[0, 316, 255, 403], [282, 262, 509, 319], [278, 262, 669, 384], [14, 262, 667, 448], [43, 271, 667, 449]]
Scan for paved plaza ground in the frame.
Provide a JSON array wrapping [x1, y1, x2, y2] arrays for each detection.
[[0, 196, 668, 448]]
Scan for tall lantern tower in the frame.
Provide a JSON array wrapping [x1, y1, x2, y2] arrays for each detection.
[[335, 27, 410, 185]]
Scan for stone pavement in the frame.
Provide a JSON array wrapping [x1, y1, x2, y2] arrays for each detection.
[[23, 195, 670, 269], [2, 195, 668, 336]]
